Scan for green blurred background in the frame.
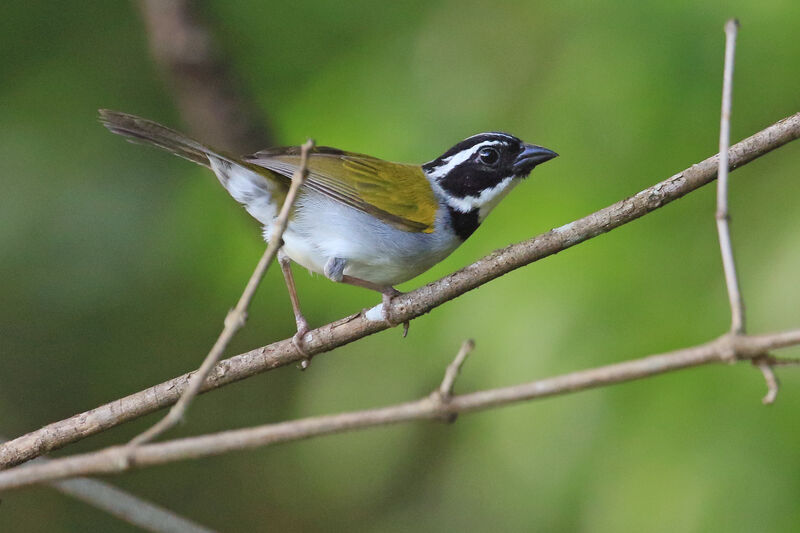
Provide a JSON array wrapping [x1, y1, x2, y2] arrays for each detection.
[[2, 0, 799, 531]]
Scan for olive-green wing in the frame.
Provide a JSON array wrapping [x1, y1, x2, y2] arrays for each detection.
[[243, 146, 437, 233]]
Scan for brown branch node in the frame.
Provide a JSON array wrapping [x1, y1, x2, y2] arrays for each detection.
[[715, 333, 739, 364]]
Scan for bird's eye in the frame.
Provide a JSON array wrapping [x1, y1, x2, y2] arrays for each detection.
[[477, 147, 500, 166]]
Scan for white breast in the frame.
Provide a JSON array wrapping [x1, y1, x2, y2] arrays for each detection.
[[209, 158, 464, 287], [274, 191, 461, 287]]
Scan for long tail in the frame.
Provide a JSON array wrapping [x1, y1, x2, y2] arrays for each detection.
[[99, 109, 219, 168], [99, 109, 288, 225]]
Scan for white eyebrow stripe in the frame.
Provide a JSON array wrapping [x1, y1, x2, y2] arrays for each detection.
[[427, 140, 503, 179]]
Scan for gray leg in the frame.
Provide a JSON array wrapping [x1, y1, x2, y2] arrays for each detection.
[[278, 250, 311, 361]]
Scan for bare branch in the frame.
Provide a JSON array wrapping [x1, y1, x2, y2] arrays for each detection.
[[438, 339, 475, 401], [2, 112, 799, 469], [0, 437, 214, 532], [137, 0, 272, 152], [130, 140, 314, 446], [712, 21, 783, 403], [51, 477, 216, 533], [716, 18, 745, 335], [0, 329, 798, 491]]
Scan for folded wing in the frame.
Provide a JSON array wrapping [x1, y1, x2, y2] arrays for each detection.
[[244, 146, 437, 233]]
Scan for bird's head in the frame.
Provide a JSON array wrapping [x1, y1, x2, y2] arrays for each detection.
[[423, 132, 557, 220]]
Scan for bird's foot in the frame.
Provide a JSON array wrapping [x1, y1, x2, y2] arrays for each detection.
[[292, 317, 313, 369], [382, 289, 410, 337]]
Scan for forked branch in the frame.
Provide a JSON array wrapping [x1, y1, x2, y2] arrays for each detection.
[[0, 330, 798, 490], [712, 20, 785, 404]]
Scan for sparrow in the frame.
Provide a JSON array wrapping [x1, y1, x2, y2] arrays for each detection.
[[99, 110, 557, 348]]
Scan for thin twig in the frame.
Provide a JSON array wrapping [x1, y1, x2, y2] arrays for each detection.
[[438, 339, 475, 400], [713, 20, 780, 402], [129, 140, 314, 446], [2, 113, 799, 468], [52, 477, 216, 533], [0, 436, 214, 533], [754, 360, 779, 405], [0, 329, 798, 491], [716, 18, 745, 336]]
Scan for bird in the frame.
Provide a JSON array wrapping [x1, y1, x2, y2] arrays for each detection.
[[99, 109, 557, 350]]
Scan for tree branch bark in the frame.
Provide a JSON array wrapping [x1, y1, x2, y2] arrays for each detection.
[[0, 436, 215, 532], [0, 330, 798, 491], [1, 112, 798, 470]]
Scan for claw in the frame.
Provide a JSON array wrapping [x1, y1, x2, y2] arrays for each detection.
[[338, 275, 410, 337], [292, 319, 312, 369], [381, 289, 410, 337]]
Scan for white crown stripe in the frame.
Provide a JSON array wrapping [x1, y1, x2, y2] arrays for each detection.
[[465, 132, 516, 142]]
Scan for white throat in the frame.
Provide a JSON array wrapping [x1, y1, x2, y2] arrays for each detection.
[[442, 176, 519, 221]]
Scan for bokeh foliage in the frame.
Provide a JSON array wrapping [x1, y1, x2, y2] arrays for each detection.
[[1, 1, 799, 531]]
